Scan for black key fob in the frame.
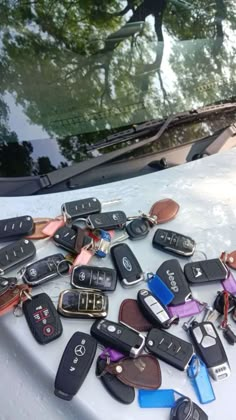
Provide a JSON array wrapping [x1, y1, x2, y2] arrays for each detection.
[[96, 357, 135, 405], [21, 254, 69, 286], [156, 259, 192, 305], [170, 396, 208, 420], [110, 243, 144, 287], [145, 328, 194, 371], [71, 265, 117, 292], [125, 219, 150, 240], [0, 239, 36, 276], [90, 319, 145, 358], [0, 215, 34, 242], [184, 258, 228, 284], [53, 225, 87, 254], [62, 197, 101, 223], [137, 289, 171, 329], [153, 229, 195, 257], [23, 293, 63, 344], [54, 331, 97, 400], [87, 211, 127, 230], [188, 321, 230, 381]]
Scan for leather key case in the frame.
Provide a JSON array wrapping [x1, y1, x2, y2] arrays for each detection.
[[157, 259, 192, 306], [149, 199, 180, 224], [118, 299, 153, 332], [104, 355, 162, 390], [220, 251, 236, 270]]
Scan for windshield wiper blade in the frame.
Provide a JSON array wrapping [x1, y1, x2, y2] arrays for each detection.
[[86, 101, 236, 151]]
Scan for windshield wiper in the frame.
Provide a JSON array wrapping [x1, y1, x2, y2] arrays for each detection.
[[1, 101, 236, 196]]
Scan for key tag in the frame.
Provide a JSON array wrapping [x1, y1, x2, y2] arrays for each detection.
[[146, 272, 175, 305], [138, 389, 184, 408], [26, 218, 53, 239], [222, 269, 236, 294], [168, 299, 206, 319], [99, 347, 125, 363], [187, 355, 215, 404], [41, 216, 65, 237]]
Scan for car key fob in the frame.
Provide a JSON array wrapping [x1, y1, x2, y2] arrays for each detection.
[[153, 229, 195, 257], [137, 289, 171, 329], [87, 211, 127, 230], [156, 259, 192, 305], [90, 319, 145, 358], [145, 328, 194, 371], [57, 289, 108, 318], [184, 258, 228, 284], [0, 215, 34, 242], [53, 225, 88, 254], [54, 331, 97, 400], [188, 321, 230, 381], [0, 239, 36, 276], [125, 218, 150, 240], [71, 265, 117, 292], [23, 293, 63, 344], [96, 357, 135, 405], [21, 254, 69, 286], [110, 243, 144, 287], [170, 396, 208, 420], [62, 197, 102, 223]]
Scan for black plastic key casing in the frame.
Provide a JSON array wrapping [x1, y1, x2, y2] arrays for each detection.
[[110, 243, 144, 287], [87, 211, 127, 230], [145, 328, 194, 371], [0, 215, 34, 242], [153, 229, 195, 257], [71, 265, 117, 291], [62, 197, 101, 223], [54, 332, 97, 400], [137, 289, 170, 328], [0, 239, 36, 276], [125, 219, 149, 240], [22, 254, 69, 286], [184, 258, 228, 284], [23, 293, 63, 344]]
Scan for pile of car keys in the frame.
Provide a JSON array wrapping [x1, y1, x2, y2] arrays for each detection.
[[1, 196, 236, 419]]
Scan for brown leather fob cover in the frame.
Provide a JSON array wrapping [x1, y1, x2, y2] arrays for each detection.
[[149, 198, 180, 224], [221, 251, 236, 270], [118, 299, 152, 332], [105, 355, 162, 390]]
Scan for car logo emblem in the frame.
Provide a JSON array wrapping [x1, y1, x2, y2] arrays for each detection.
[[74, 345, 86, 357], [122, 257, 132, 272]]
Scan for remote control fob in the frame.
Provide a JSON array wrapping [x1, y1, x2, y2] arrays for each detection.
[[54, 331, 97, 400], [153, 229, 195, 257], [57, 289, 108, 318], [53, 225, 88, 254], [90, 319, 145, 358], [125, 218, 150, 240], [71, 265, 117, 292], [23, 293, 63, 344], [87, 211, 127, 230], [188, 321, 230, 380], [21, 254, 69, 286], [0, 239, 36, 276], [145, 328, 194, 371], [0, 215, 34, 242], [170, 397, 208, 420], [110, 243, 144, 287], [96, 357, 135, 405], [137, 289, 171, 329], [184, 258, 228, 284], [156, 259, 192, 305], [62, 197, 102, 223]]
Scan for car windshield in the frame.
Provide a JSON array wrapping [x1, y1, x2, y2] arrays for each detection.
[[0, 0, 236, 176]]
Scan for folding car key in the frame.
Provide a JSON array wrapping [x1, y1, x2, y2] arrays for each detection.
[[90, 319, 145, 357], [137, 289, 171, 329], [54, 332, 97, 400], [110, 243, 145, 287], [62, 197, 102, 223], [57, 289, 108, 318], [187, 320, 230, 380], [20, 254, 70, 286], [53, 225, 92, 254], [153, 229, 195, 257], [23, 292, 63, 344], [71, 265, 117, 292], [184, 258, 228, 284], [0, 239, 36, 275], [0, 215, 34, 242], [145, 328, 194, 371], [86, 211, 127, 230]]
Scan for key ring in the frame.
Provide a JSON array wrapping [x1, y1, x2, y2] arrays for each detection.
[[56, 259, 74, 278], [13, 289, 32, 317]]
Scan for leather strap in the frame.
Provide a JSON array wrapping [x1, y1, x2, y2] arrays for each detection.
[[104, 355, 162, 390], [220, 251, 236, 270], [149, 198, 180, 224], [118, 299, 152, 331]]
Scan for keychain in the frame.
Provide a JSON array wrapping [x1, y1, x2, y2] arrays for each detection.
[[0, 283, 32, 316]]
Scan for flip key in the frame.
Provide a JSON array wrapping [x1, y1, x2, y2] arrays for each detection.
[[110, 243, 144, 287], [0, 215, 34, 242], [71, 265, 117, 292], [0, 239, 36, 275], [86, 211, 127, 230]]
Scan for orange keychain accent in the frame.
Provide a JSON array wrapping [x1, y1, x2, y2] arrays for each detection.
[[41, 216, 65, 237]]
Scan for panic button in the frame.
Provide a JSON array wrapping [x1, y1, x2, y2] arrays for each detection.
[[43, 324, 55, 336]]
